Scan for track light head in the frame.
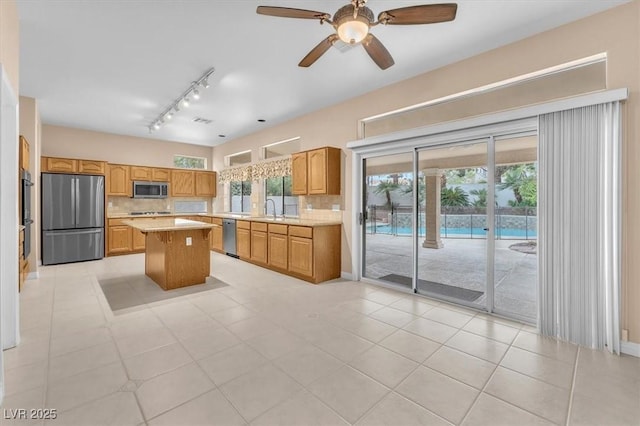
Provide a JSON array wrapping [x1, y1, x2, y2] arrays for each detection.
[[153, 122, 160, 130], [192, 89, 200, 100], [166, 111, 173, 120], [182, 97, 190, 108], [202, 79, 210, 89]]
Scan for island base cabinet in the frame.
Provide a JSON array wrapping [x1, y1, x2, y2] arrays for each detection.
[[145, 229, 210, 290]]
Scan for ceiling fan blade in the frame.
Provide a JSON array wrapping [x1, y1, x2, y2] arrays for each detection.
[[378, 3, 457, 25], [362, 34, 394, 70], [299, 35, 338, 67], [257, 6, 328, 20]]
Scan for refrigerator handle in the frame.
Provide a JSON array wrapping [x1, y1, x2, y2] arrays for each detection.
[[74, 177, 80, 226]]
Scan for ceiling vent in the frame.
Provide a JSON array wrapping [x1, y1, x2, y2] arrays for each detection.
[[192, 117, 213, 125]]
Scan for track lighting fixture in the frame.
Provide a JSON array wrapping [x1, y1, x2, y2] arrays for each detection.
[[148, 67, 215, 133]]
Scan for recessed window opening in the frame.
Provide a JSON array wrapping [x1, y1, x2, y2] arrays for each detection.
[[173, 155, 207, 169], [262, 137, 301, 160], [226, 150, 252, 167]]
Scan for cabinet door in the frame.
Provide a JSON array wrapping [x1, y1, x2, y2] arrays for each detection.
[[195, 171, 216, 197], [45, 157, 77, 173], [307, 148, 328, 195], [79, 160, 106, 175], [211, 225, 223, 251], [130, 166, 152, 181], [171, 170, 195, 196], [268, 233, 288, 270], [291, 152, 308, 195], [237, 228, 251, 259], [251, 230, 268, 264], [107, 164, 131, 196], [289, 236, 313, 277], [152, 168, 171, 182], [19, 136, 29, 171], [132, 228, 146, 251], [108, 226, 132, 254]]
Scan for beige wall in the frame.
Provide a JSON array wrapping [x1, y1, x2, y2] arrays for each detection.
[[0, 0, 19, 94], [42, 125, 214, 170], [19, 97, 41, 274], [212, 2, 640, 343]]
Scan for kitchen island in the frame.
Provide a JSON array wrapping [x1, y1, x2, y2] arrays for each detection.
[[122, 218, 214, 290]]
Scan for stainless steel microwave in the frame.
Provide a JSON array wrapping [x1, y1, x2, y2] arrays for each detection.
[[132, 181, 169, 198]]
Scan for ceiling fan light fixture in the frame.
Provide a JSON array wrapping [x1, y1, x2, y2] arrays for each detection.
[[333, 5, 373, 44]]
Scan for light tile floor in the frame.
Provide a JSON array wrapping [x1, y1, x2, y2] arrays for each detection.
[[2, 252, 639, 425]]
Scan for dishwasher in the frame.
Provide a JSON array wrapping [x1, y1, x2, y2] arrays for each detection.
[[222, 219, 238, 258]]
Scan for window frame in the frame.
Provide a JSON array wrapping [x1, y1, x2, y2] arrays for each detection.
[[264, 175, 298, 217], [229, 180, 252, 214], [173, 154, 207, 170]]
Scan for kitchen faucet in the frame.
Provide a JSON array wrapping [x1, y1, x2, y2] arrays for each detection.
[[264, 199, 277, 219]]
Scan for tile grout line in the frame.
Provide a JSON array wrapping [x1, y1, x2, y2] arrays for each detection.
[[565, 345, 581, 426]]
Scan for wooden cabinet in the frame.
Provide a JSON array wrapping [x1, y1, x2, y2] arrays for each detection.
[[78, 160, 106, 174], [19, 136, 30, 171], [268, 224, 288, 270], [42, 156, 106, 175], [132, 228, 146, 251], [211, 218, 223, 252], [250, 222, 268, 264], [289, 236, 313, 277], [291, 147, 341, 195], [152, 168, 170, 182], [236, 220, 251, 259], [107, 164, 131, 196], [171, 170, 195, 197], [195, 171, 217, 197], [108, 225, 132, 255], [43, 157, 77, 173], [130, 166, 152, 181], [291, 152, 308, 195]]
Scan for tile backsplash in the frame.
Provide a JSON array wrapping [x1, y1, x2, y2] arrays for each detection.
[[108, 196, 211, 214]]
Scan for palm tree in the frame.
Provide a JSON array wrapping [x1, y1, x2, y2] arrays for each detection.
[[469, 188, 488, 207], [374, 181, 399, 208], [499, 164, 537, 207], [441, 187, 470, 207]]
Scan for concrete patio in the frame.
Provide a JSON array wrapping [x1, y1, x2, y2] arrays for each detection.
[[364, 234, 537, 321]]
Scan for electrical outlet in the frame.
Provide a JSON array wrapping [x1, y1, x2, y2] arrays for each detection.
[[307, 204, 312, 210], [332, 204, 340, 211], [186, 237, 192, 246], [108, 201, 113, 208]]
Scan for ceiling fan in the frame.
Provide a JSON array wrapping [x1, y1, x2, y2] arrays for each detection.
[[257, 1, 457, 70]]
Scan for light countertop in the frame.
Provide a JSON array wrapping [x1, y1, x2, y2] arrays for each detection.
[[110, 212, 342, 227], [121, 218, 214, 232]]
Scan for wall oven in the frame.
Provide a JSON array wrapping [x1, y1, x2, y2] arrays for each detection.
[[132, 181, 169, 198]]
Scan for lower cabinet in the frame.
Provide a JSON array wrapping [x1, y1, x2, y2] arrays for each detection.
[[108, 225, 132, 255], [250, 222, 268, 264], [288, 236, 313, 277], [132, 228, 146, 251], [236, 221, 251, 259], [268, 230, 288, 270], [210, 218, 223, 252]]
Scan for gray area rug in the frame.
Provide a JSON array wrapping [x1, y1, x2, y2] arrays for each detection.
[[379, 274, 484, 302], [99, 275, 229, 312]]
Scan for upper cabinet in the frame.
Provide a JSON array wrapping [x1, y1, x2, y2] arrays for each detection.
[[195, 171, 217, 197], [291, 147, 341, 196], [42, 156, 106, 175], [19, 136, 30, 171], [130, 166, 152, 181], [171, 170, 195, 197], [107, 164, 131, 196], [152, 168, 170, 182]]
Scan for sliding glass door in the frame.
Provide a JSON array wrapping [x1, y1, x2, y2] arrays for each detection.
[[362, 152, 414, 288], [415, 139, 489, 309], [360, 132, 538, 322]]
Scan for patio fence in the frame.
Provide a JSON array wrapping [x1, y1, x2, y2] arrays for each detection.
[[366, 204, 537, 240]]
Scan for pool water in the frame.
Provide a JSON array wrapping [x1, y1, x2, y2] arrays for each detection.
[[368, 224, 536, 238]]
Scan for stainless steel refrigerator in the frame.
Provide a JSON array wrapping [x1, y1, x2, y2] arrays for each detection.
[[42, 173, 105, 265]]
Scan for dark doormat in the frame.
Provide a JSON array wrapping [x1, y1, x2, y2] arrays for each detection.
[[99, 275, 229, 312], [379, 274, 484, 302]]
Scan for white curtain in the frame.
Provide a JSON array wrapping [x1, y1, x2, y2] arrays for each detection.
[[538, 102, 621, 353]]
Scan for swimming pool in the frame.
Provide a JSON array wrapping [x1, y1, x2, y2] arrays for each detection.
[[368, 224, 537, 239]]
